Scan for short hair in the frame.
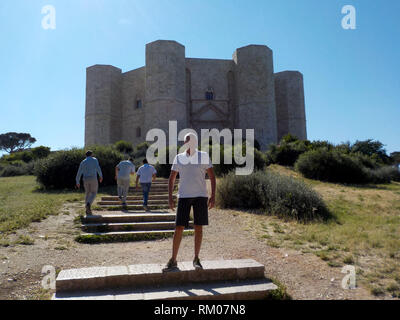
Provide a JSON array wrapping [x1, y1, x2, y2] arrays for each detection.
[[128, 157, 134, 162], [143, 158, 148, 164], [86, 150, 93, 157]]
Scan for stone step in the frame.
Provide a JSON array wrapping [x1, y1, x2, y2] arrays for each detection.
[[53, 278, 277, 300], [83, 213, 176, 224], [101, 195, 173, 201], [82, 221, 192, 232], [55, 259, 266, 293], [75, 229, 193, 243], [98, 200, 168, 206], [99, 204, 170, 210]]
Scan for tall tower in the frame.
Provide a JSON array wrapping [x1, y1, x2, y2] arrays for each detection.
[[144, 40, 187, 141], [274, 71, 307, 142], [233, 45, 278, 150], [85, 65, 122, 146]]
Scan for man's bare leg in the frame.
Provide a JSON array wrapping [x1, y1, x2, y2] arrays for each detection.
[[172, 226, 185, 262], [194, 225, 203, 259]]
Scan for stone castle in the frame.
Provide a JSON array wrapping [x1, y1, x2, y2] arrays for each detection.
[[85, 40, 307, 150]]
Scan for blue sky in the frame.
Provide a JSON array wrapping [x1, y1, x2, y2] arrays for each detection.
[[0, 0, 399, 154]]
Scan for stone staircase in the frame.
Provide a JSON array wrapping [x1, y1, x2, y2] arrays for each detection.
[[52, 259, 278, 300], [76, 179, 194, 243]]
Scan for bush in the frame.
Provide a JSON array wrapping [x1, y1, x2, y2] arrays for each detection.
[[295, 149, 368, 184], [203, 144, 266, 177], [31, 146, 51, 159], [216, 170, 330, 221], [366, 166, 400, 184], [1, 165, 26, 177], [154, 146, 178, 178], [34, 146, 123, 189], [0, 161, 34, 177], [266, 140, 310, 167], [115, 140, 133, 154]]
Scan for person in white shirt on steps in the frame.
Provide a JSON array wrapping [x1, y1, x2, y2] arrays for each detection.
[[115, 157, 135, 208], [135, 158, 157, 211]]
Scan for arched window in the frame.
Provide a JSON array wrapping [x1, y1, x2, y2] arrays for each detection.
[[136, 100, 142, 109], [205, 88, 214, 100], [136, 127, 141, 138]]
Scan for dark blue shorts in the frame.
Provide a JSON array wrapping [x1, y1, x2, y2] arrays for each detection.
[[176, 197, 208, 228]]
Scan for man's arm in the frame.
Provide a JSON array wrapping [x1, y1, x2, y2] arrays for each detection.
[[135, 174, 139, 189], [168, 170, 178, 210], [96, 160, 103, 183], [75, 162, 83, 188], [207, 167, 216, 209], [115, 167, 119, 181]]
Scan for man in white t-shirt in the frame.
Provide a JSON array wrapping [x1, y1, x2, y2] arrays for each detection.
[[135, 158, 157, 211], [163, 133, 216, 272]]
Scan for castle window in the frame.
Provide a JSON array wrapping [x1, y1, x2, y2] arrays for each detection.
[[205, 88, 214, 100], [136, 100, 142, 109], [136, 127, 141, 138]]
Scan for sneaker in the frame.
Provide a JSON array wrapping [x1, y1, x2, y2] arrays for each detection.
[[193, 257, 203, 270], [144, 205, 149, 212], [85, 203, 92, 216], [162, 259, 178, 272]]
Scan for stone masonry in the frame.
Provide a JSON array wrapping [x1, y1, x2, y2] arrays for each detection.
[[85, 40, 307, 150]]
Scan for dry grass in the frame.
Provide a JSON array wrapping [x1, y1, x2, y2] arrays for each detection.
[[240, 165, 400, 298]]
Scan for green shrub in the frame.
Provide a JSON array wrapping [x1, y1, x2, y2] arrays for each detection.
[[1, 165, 26, 177], [295, 148, 369, 184], [366, 166, 400, 183], [114, 140, 133, 154], [0, 162, 34, 177], [132, 142, 149, 158], [216, 170, 330, 221], [203, 144, 266, 177], [34, 146, 123, 189], [295, 148, 400, 184], [31, 146, 51, 159], [154, 146, 178, 178]]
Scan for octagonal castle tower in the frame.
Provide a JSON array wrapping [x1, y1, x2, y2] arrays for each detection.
[[85, 40, 307, 150]]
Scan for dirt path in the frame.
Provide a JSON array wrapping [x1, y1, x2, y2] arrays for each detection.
[[0, 202, 376, 300]]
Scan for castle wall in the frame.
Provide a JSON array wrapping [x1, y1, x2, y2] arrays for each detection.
[[185, 58, 235, 137], [274, 71, 307, 142], [85, 65, 122, 146], [84, 41, 307, 151], [144, 40, 187, 140], [121, 67, 146, 146], [233, 45, 278, 150]]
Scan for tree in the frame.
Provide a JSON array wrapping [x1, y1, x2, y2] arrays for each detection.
[[351, 139, 390, 164], [390, 152, 400, 165], [0, 132, 36, 154]]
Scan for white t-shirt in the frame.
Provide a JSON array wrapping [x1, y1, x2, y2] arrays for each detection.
[[117, 160, 135, 180], [137, 164, 157, 183], [171, 150, 213, 198]]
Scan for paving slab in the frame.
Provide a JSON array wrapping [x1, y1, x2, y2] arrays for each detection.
[[56, 259, 265, 292]]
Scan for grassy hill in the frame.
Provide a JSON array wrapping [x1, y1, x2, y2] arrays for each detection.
[[243, 165, 400, 297]]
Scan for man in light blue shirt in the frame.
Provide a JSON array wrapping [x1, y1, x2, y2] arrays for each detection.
[[136, 159, 157, 211], [76, 150, 103, 215], [115, 157, 135, 207]]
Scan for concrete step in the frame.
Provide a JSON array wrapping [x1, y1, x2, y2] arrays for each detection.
[[82, 213, 176, 224], [98, 204, 170, 210], [55, 259, 266, 293], [98, 200, 168, 206], [82, 221, 192, 232], [75, 229, 193, 243], [53, 278, 277, 300], [101, 195, 173, 201]]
